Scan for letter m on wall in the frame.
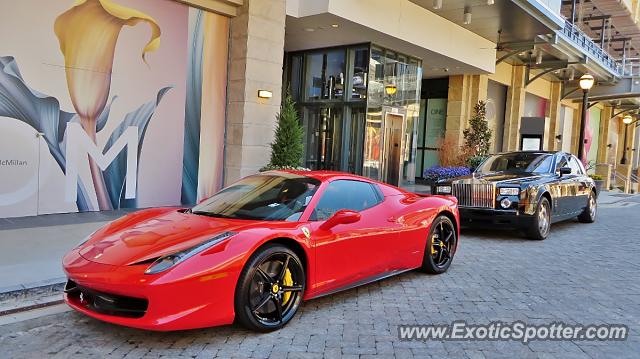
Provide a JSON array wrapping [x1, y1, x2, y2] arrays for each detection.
[[65, 123, 139, 202]]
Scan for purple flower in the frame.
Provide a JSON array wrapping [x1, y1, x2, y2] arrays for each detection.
[[423, 166, 471, 182]]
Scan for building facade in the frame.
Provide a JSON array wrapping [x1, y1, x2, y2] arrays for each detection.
[[0, 0, 639, 219]]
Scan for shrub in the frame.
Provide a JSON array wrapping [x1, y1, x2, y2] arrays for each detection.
[[423, 166, 471, 183], [463, 101, 492, 157], [267, 90, 304, 168], [438, 136, 467, 167], [259, 164, 310, 172], [590, 174, 604, 181], [466, 155, 487, 171]]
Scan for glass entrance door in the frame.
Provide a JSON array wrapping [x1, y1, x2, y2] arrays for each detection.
[[303, 107, 343, 171], [381, 112, 405, 186]]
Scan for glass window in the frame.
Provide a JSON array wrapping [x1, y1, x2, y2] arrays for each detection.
[[191, 174, 320, 221], [305, 50, 346, 101], [556, 155, 568, 171], [362, 112, 382, 179], [288, 54, 303, 102], [350, 48, 368, 99], [311, 180, 381, 220], [568, 156, 584, 175]]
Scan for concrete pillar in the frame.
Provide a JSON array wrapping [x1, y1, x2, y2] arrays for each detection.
[[570, 104, 583, 155], [445, 75, 472, 148], [503, 65, 526, 151], [224, 0, 285, 185], [546, 81, 562, 151], [445, 74, 489, 149], [470, 75, 489, 107], [596, 105, 612, 164]]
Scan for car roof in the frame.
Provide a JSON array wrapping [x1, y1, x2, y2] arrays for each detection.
[[495, 150, 571, 157]]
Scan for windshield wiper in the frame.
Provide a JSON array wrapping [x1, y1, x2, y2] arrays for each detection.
[[190, 211, 231, 218]]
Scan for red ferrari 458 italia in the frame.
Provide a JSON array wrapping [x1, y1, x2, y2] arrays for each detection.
[[63, 171, 459, 331]]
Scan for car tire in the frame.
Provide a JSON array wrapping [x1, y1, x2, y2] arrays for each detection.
[[234, 244, 305, 332], [527, 197, 551, 240], [420, 215, 457, 274], [578, 191, 597, 223]]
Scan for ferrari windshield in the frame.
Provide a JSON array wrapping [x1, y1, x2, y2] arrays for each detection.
[[476, 153, 554, 174], [190, 173, 320, 221]]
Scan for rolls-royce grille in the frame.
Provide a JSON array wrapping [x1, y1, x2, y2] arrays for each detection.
[[452, 183, 495, 209]]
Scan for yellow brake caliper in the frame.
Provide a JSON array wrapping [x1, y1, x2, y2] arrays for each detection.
[[431, 234, 439, 255], [282, 268, 293, 305]]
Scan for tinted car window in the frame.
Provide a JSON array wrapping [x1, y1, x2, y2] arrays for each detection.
[[312, 180, 381, 221], [555, 155, 568, 173], [191, 174, 320, 221], [476, 153, 555, 174], [568, 156, 584, 175]]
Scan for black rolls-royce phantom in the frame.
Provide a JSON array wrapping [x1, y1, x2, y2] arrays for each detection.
[[433, 151, 597, 240]]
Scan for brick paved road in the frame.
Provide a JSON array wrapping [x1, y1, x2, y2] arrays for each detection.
[[1, 197, 639, 358]]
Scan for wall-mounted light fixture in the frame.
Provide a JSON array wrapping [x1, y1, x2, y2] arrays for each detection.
[[463, 7, 472, 25], [487, 0, 495, 5], [258, 90, 273, 99], [385, 84, 398, 96], [555, 134, 562, 142]]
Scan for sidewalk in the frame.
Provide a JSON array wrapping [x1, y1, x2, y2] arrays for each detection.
[[0, 191, 635, 295], [0, 209, 136, 293]]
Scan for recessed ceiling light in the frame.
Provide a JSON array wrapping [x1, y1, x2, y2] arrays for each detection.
[[303, 27, 315, 32], [331, 24, 339, 28]]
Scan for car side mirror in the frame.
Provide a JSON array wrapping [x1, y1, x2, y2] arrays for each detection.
[[319, 209, 361, 230], [559, 167, 571, 176]]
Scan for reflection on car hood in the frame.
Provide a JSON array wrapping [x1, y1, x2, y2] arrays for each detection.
[[78, 208, 252, 266], [448, 171, 546, 185]]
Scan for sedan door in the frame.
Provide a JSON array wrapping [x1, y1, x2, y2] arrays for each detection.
[[553, 155, 571, 215], [567, 155, 590, 214], [307, 180, 401, 296]]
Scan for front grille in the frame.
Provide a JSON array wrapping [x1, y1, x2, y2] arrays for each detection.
[[452, 183, 495, 209], [65, 280, 148, 318]]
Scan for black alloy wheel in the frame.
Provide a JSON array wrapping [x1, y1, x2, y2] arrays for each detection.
[[235, 244, 305, 332], [421, 215, 457, 274]]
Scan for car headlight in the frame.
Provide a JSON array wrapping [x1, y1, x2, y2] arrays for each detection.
[[499, 187, 520, 196], [144, 232, 236, 275], [436, 185, 452, 194]]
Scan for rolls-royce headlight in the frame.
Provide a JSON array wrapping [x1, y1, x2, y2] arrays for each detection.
[[500, 198, 512, 209], [436, 185, 452, 194], [499, 187, 520, 196], [145, 232, 237, 275]]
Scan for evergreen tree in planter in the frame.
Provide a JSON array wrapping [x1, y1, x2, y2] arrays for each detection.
[[463, 101, 492, 170], [261, 91, 306, 171]]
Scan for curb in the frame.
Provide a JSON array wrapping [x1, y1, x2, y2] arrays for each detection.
[[0, 278, 66, 300]]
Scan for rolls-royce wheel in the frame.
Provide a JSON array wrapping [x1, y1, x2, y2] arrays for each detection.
[[235, 244, 305, 332], [420, 215, 457, 274], [578, 191, 597, 223], [527, 197, 551, 240]]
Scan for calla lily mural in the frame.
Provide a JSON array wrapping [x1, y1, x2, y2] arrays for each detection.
[[54, 0, 162, 210], [0, 0, 228, 217]]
